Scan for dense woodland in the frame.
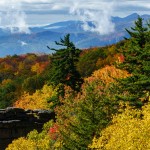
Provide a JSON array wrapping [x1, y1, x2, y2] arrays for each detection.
[[0, 17, 150, 149]]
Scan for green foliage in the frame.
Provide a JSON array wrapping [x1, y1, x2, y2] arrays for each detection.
[[66, 82, 116, 149], [48, 34, 83, 91], [22, 75, 45, 94], [0, 80, 16, 108], [77, 47, 107, 77], [116, 16, 150, 107]]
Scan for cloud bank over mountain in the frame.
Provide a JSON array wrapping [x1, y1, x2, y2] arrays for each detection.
[[0, 13, 149, 57], [0, 0, 150, 34], [69, 1, 115, 35]]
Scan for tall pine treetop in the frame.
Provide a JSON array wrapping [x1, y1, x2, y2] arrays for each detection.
[[125, 16, 148, 48], [48, 34, 83, 92]]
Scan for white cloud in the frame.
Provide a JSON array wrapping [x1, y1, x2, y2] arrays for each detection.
[[120, 0, 150, 8], [3, 11, 30, 34], [69, 0, 115, 35], [0, 0, 30, 33], [0, 0, 149, 34], [20, 41, 28, 46]]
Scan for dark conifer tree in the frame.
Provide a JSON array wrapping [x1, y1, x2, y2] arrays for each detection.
[[59, 81, 116, 150], [117, 17, 150, 107], [125, 16, 148, 48], [48, 34, 83, 92]]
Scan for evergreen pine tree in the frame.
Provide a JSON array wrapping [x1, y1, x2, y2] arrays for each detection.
[[60, 81, 117, 149], [117, 17, 150, 106], [125, 16, 148, 48], [48, 34, 83, 91]]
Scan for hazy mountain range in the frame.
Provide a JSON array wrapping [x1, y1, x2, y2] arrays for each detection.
[[0, 13, 149, 57]]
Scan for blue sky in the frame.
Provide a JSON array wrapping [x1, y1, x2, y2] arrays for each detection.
[[0, 0, 150, 33]]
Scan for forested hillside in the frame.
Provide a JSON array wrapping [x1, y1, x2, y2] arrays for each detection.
[[0, 38, 122, 109], [1, 16, 150, 149]]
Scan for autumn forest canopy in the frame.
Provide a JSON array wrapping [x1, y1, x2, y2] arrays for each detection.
[[0, 16, 150, 149]]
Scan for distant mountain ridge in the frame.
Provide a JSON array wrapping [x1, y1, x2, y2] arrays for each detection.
[[0, 13, 149, 57]]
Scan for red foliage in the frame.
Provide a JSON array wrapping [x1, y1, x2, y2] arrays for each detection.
[[118, 54, 125, 63], [49, 124, 59, 140]]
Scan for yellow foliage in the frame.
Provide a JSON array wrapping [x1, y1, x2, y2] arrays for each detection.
[[6, 134, 51, 150], [6, 121, 56, 150], [31, 135, 51, 150], [31, 63, 41, 74], [18, 62, 25, 71], [108, 45, 116, 55], [6, 137, 36, 150], [90, 102, 150, 150], [14, 84, 57, 110], [31, 62, 46, 74], [86, 65, 130, 84]]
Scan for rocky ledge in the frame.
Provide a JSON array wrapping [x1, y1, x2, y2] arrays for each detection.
[[0, 107, 55, 150]]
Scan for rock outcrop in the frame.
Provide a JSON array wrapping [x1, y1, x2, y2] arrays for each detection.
[[0, 107, 55, 150]]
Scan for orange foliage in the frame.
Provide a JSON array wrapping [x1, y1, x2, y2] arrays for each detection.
[[85, 65, 130, 84], [115, 54, 125, 64], [31, 62, 48, 74]]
